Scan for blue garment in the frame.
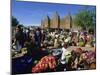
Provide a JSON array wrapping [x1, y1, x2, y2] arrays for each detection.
[[16, 41, 22, 51], [15, 31, 25, 51]]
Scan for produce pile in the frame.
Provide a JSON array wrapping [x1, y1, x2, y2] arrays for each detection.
[[12, 48, 28, 59]]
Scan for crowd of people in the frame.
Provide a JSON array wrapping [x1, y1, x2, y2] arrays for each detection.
[[12, 25, 96, 74]]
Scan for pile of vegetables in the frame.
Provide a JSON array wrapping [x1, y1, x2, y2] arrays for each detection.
[[12, 48, 28, 59]]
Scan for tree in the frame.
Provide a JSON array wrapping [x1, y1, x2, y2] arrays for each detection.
[[75, 9, 96, 30], [12, 16, 19, 26]]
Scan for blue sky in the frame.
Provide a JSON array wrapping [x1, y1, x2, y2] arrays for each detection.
[[12, 0, 96, 26]]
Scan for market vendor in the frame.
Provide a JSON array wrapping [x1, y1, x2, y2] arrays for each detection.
[[15, 26, 25, 51], [61, 43, 68, 61]]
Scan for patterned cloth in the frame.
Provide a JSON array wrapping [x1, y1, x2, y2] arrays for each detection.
[[32, 55, 56, 73]]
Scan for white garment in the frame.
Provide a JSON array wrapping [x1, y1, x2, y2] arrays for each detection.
[[61, 47, 71, 64], [64, 37, 71, 43], [61, 47, 67, 60]]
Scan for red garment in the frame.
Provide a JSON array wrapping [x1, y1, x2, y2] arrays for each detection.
[[32, 55, 56, 73]]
